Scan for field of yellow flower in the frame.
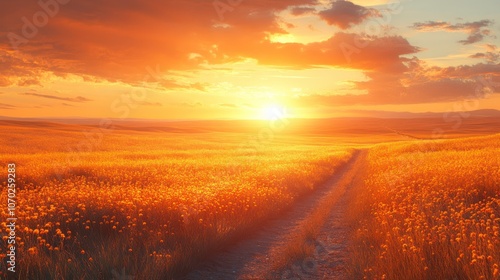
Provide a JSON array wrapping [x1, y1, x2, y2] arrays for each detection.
[[350, 134, 500, 279], [0, 124, 354, 279]]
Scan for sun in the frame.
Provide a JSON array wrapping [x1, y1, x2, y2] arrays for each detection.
[[260, 104, 287, 120]]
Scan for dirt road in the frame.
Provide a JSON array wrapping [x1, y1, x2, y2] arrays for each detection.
[[185, 150, 366, 280]]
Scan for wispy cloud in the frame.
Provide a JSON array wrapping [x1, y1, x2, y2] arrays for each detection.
[[158, 79, 207, 91], [21, 92, 93, 102], [411, 20, 494, 45], [0, 103, 15, 109], [470, 44, 499, 63], [180, 102, 203, 107], [136, 101, 162, 107], [292, 57, 500, 106], [0, 0, 319, 85], [470, 52, 499, 63]]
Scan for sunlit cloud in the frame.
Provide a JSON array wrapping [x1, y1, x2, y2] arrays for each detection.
[[135, 101, 162, 107], [0, 0, 498, 118], [0, 103, 16, 110], [22, 92, 93, 102], [219, 103, 238, 108]]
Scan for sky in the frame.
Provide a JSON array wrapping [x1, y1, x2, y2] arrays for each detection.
[[0, 0, 499, 120]]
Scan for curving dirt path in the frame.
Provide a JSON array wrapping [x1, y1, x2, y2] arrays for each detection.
[[185, 150, 366, 280]]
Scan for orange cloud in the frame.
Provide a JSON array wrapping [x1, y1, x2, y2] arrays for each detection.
[[22, 92, 92, 102], [0, 0, 319, 86], [0, 0, 418, 88], [219, 33, 420, 71], [1, 0, 498, 110], [296, 59, 500, 106], [135, 101, 162, 107], [0, 103, 16, 110]]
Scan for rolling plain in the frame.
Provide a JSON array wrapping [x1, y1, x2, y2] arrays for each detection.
[[0, 115, 499, 279]]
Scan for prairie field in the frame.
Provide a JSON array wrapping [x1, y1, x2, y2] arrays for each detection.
[[350, 134, 500, 279], [0, 119, 499, 279], [0, 121, 355, 279], [2, 0, 499, 278]]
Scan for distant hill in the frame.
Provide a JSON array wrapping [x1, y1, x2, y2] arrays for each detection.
[[0, 109, 499, 139], [1, 109, 499, 123], [345, 109, 500, 119]]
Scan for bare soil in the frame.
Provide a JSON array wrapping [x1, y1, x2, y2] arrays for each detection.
[[185, 151, 366, 280]]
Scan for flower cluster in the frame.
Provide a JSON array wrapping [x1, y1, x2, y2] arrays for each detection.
[[0, 130, 354, 279], [353, 134, 500, 279]]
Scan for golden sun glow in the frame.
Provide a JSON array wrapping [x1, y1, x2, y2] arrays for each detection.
[[260, 104, 287, 120]]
